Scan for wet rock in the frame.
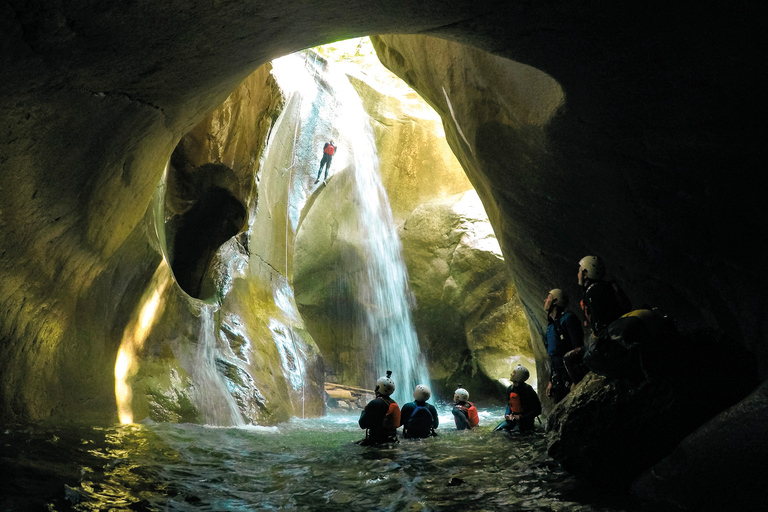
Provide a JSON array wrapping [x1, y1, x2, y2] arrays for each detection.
[[400, 190, 533, 401]]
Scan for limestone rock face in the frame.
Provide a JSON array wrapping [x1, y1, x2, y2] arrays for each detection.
[[400, 190, 533, 401], [115, 63, 326, 426], [344, 62, 473, 223]]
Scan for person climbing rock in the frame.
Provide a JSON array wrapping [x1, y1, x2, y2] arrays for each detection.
[[399, 384, 439, 439], [451, 387, 479, 430], [543, 289, 584, 402], [315, 139, 336, 183], [494, 365, 541, 434], [357, 370, 401, 445]]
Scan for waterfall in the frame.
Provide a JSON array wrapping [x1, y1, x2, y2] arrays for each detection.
[[190, 306, 245, 426], [322, 59, 431, 406]]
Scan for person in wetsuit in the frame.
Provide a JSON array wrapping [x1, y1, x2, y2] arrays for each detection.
[[400, 384, 439, 439], [451, 387, 480, 431], [357, 370, 400, 445], [543, 288, 584, 402], [494, 365, 541, 434]]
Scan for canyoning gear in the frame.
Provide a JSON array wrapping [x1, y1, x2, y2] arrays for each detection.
[[323, 142, 336, 155], [546, 311, 584, 359], [359, 394, 400, 444], [400, 400, 439, 439], [382, 398, 401, 430], [508, 392, 522, 414], [498, 382, 542, 433], [453, 388, 469, 402], [578, 255, 606, 281], [405, 404, 435, 438], [548, 288, 569, 309], [511, 365, 530, 383], [581, 279, 632, 335], [413, 384, 431, 402], [375, 370, 396, 396], [452, 401, 479, 430]]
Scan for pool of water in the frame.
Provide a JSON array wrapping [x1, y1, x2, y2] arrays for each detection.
[[1, 406, 667, 511]]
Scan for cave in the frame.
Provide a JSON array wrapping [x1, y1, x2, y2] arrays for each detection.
[[1, 2, 765, 510]]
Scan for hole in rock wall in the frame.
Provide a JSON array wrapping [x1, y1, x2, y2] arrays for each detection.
[[166, 183, 246, 299]]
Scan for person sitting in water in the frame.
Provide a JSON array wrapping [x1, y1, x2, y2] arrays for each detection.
[[494, 365, 541, 434], [451, 387, 480, 430], [399, 384, 439, 439], [357, 370, 401, 445]]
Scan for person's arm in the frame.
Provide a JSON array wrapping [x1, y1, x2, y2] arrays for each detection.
[[520, 385, 542, 420], [430, 404, 439, 429], [359, 398, 385, 429]]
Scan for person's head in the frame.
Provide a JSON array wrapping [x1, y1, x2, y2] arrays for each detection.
[[578, 255, 605, 286], [544, 288, 568, 314], [413, 384, 431, 402], [330, 139, 334, 144], [453, 387, 469, 403], [510, 365, 530, 384], [375, 370, 395, 397]]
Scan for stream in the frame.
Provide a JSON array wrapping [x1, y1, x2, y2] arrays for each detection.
[[2, 406, 670, 511]]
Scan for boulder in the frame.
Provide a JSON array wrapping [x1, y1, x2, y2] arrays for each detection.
[[400, 190, 533, 401]]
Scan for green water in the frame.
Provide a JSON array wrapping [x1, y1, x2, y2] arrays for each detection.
[[2, 407, 662, 511]]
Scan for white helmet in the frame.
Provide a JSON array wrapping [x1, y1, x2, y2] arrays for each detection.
[[579, 255, 606, 281], [375, 370, 395, 396], [548, 288, 569, 308], [453, 388, 469, 402], [413, 384, 431, 402], [511, 365, 530, 383]]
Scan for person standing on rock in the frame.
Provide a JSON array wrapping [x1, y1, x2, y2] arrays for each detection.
[[400, 384, 439, 438], [357, 370, 401, 445], [543, 289, 584, 402], [315, 139, 337, 183], [494, 365, 541, 434], [451, 387, 480, 430]]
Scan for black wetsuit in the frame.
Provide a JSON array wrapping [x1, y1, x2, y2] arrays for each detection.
[[582, 279, 632, 336], [358, 395, 398, 444], [400, 400, 438, 438]]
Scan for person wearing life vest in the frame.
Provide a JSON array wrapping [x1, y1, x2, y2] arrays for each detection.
[[451, 387, 480, 430], [399, 384, 439, 439], [357, 370, 401, 445], [543, 289, 584, 402], [315, 139, 337, 183], [494, 365, 541, 433]]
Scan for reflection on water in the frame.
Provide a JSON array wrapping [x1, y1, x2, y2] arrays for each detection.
[[2, 407, 664, 511]]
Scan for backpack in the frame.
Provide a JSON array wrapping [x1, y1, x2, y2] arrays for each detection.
[[466, 402, 479, 427], [381, 399, 401, 430], [324, 143, 335, 156], [406, 404, 434, 438]]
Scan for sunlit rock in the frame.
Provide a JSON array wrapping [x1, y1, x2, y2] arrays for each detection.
[[400, 190, 533, 401]]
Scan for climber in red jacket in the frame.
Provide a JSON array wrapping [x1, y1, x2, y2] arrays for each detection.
[[315, 139, 337, 183]]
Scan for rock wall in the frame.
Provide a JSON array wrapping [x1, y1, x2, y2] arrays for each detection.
[[291, 53, 531, 401]]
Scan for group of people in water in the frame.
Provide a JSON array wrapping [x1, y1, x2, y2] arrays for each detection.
[[356, 254, 640, 445], [356, 363, 542, 445]]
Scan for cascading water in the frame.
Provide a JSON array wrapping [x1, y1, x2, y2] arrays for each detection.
[[187, 305, 244, 426], [321, 60, 431, 405], [271, 50, 430, 404]]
